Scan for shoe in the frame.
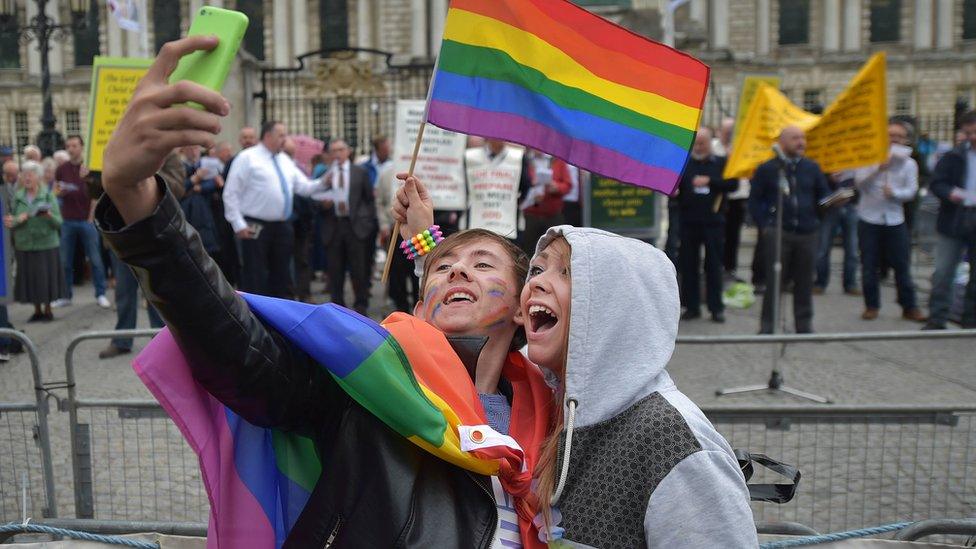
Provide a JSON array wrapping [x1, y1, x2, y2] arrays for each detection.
[[27, 312, 44, 323], [51, 298, 71, 308], [845, 288, 863, 296], [796, 327, 814, 334], [41, 312, 54, 322], [680, 310, 701, 321], [921, 321, 945, 331], [711, 312, 726, 323], [98, 344, 131, 359], [902, 308, 927, 322], [0, 352, 10, 362], [812, 286, 825, 296], [96, 295, 111, 309], [861, 308, 879, 320]]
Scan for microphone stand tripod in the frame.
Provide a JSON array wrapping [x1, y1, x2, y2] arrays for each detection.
[[717, 159, 830, 403]]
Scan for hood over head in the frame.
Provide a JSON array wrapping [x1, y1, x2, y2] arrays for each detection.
[[534, 226, 679, 429]]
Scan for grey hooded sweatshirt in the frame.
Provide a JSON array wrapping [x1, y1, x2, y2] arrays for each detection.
[[535, 226, 757, 548]]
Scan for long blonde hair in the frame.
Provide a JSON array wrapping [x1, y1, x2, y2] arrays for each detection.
[[529, 236, 572, 532]]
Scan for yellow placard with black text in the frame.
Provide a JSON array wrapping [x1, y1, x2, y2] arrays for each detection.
[[734, 75, 782, 136], [724, 53, 888, 179], [85, 56, 152, 172]]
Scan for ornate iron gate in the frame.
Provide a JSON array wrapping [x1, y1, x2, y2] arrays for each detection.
[[256, 48, 434, 155]]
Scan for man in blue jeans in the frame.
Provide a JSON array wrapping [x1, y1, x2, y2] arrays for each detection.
[[925, 111, 976, 330], [52, 135, 110, 309], [851, 120, 926, 322]]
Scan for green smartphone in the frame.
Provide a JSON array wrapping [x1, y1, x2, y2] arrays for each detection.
[[168, 6, 249, 99]]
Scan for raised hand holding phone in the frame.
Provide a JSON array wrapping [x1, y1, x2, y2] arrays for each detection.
[[102, 35, 230, 225]]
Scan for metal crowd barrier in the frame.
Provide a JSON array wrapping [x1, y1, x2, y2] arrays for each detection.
[[0, 329, 57, 521], [39, 327, 976, 537], [678, 330, 976, 539], [63, 329, 207, 523]]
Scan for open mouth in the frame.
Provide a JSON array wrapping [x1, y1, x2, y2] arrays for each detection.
[[443, 289, 477, 305], [529, 304, 559, 333]]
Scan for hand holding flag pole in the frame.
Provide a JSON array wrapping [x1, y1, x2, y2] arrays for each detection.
[[382, 121, 427, 285]]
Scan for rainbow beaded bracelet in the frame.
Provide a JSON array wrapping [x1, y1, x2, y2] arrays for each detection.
[[400, 225, 444, 260]]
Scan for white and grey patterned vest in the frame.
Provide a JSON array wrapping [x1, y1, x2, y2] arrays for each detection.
[[557, 392, 702, 548]]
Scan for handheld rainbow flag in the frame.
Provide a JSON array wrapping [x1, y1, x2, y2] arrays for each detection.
[[426, 0, 710, 194], [134, 294, 552, 548]]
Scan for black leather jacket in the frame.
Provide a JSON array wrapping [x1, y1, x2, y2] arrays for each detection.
[[96, 178, 500, 548]]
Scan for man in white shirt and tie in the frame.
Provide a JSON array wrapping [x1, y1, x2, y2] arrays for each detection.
[[319, 138, 377, 315], [223, 121, 325, 298]]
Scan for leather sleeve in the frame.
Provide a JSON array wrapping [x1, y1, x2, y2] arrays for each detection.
[[95, 176, 347, 433]]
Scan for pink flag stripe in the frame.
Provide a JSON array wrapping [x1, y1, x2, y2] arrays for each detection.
[[133, 329, 276, 548]]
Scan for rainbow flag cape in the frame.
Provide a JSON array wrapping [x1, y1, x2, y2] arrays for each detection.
[[426, 0, 710, 194], [133, 294, 552, 548]]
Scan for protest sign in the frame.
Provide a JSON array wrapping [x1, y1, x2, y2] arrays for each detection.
[[393, 100, 467, 210], [464, 147, 522, 238], [724, 52, 888, 179], [734, 74, 781, 136], [290, 135, 325, 176], [85, 56, 152, 171], [723, 84, 818, 179], [805, 53, 889, 173], [584, 175, 658, 241]]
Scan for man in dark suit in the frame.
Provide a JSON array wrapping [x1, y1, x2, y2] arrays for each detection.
[[676, 128, 738, 323], [319, 138, 377, 315], [749, 126, 831, 334]]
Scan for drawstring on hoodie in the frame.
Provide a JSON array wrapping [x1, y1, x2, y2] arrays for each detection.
[[551, 398, 577, 505]]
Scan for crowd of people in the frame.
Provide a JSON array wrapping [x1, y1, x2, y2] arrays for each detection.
[[1, 109, 973, 360], [665, 113, 976, 333]]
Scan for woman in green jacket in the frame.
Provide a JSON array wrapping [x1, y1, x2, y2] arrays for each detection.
[[4, 160, 65, 321]]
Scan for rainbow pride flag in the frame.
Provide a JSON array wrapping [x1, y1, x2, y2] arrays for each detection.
[[134, 294, 552, 548], [426, 0, 710, 194]]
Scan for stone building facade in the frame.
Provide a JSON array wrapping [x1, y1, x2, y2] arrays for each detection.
[[1, 0, 973, 156]]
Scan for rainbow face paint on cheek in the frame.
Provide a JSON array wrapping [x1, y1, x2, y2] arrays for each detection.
[[424, 285, 441, 320], [481, 277, 514, 328]]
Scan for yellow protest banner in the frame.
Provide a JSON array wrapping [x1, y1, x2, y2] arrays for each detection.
[[806, 53, 889, 173], [723, 84, 818, 179], [723, 52, 888, 179], [734, 75, 782, 135], [85, 56, 152, 171]]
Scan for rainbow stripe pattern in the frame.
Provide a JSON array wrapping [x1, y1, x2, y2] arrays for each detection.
[[134, 293, 550, 548], [426, 0, 710, 194]]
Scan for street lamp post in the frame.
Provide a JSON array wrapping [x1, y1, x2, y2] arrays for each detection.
[[0, 0, 90, 156]]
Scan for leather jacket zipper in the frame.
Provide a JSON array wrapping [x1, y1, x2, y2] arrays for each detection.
[[324, 514, 343, 549], [465, 471, 498, 549]]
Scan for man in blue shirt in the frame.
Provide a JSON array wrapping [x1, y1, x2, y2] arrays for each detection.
[[749, 126, 831, 334]]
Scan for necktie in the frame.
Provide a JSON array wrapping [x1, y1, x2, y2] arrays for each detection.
[[337, 167, 348, 216], [270, 154, 293, 220]]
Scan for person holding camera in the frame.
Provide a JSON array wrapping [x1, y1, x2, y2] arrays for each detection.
[[5, 160, 65, 322]]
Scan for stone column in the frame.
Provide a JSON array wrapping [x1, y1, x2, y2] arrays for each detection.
[[429, 0, 448, 57], [292, 0, 308, 57], [935, 0, 953, 49], [824, 0, 841, 51], [272, 0, 290, 66], [711, 0, 729, 49], [410, 0, 428, 58], [914, 0, 933, 49], [757, 0, 771, 56], [842, 0, 861, 52]]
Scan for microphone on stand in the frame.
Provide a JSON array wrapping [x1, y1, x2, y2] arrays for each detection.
[[771, 143, 791, 196]]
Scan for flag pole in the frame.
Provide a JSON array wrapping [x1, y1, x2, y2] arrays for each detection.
[[381, 121, 427, 285], [381, 50, 442, 285]]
